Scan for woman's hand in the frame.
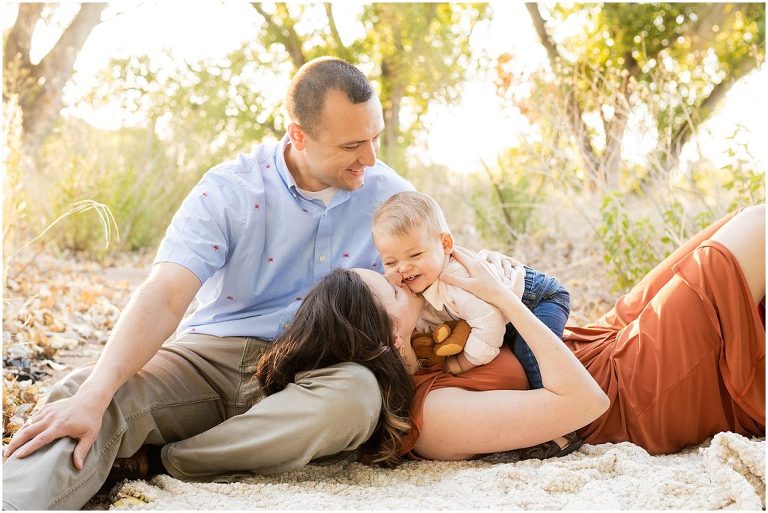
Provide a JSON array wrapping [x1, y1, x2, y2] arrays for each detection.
[[441, 246, 520, 307]]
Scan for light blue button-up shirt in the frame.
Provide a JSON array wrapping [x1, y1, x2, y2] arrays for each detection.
[[154, 135, 414, 339]]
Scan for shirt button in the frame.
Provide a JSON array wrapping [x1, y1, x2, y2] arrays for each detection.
[[319, 255, 326, 262]]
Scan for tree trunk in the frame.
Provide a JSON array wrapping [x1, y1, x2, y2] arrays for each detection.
[[5, 3, 106, 157], [599, 78, 632, 189], [526, 3, 600, 191], [4, 3, 105, 211], [250, 3, 307, 68], [3, 4, 43, 76], [379, 54, 405, 168]]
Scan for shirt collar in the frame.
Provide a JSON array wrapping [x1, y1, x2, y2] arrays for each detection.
[[273, 133, 353, 209], [274, 133, 299, 196], [420, 255, 451, 311], [422, 281, 444, 311]]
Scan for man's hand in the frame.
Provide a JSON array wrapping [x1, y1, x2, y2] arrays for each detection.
[[4, 393, 105, 470]]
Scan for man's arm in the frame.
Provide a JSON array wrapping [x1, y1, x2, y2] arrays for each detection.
[[3, 262, 201, 469]]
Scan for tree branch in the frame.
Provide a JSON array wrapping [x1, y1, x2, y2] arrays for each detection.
[[670, 56, 757, 160], [32, 3, 106, 83], [525, 3, 558, 64], [323, 3, 348, 58], [251, 3, 306, 68], [526, 3, 600, 187], [3, 3, 44, 73]]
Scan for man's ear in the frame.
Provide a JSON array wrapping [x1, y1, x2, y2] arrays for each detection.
[[441, 233, 454, 255], [287, 122, 306, 150]]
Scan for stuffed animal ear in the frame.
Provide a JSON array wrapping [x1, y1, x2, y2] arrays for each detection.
[[434, 319, 470, 357], [431, 323, 453, 344]]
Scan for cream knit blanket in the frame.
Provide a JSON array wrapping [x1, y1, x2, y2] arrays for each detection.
[[109, 432, 764, 510]]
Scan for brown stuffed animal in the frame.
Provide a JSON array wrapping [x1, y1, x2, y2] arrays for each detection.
[[411, 320, 471, 369]]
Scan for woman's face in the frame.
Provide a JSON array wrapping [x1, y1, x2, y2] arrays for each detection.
[[353, 268, 424, 340]]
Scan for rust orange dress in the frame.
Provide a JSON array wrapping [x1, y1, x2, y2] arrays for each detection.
[[400, 210, 766, 457]]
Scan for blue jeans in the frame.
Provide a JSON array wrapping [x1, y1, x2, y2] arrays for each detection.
[[504, 266, 571, 389]]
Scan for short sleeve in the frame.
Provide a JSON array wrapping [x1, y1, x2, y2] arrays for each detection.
[[153, 170, 244, 284]]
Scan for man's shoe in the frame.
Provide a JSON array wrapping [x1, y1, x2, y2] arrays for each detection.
[[518, 431, 583, 460], [101, 446, 150, 490]]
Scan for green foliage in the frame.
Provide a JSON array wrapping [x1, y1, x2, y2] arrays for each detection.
[[38, 119, 200, 255], [597, 190, 734, 292], [597, 192, 663, 292], [506, 3, 765, 189], [250, 2, 490, 172], [359, 4, 489, 151], [720, 126, 766, 212], [467, 148, 547, 250], [46, 2, 492, 255], [492, 3, 765, 289], [85, 47, 285, 165]]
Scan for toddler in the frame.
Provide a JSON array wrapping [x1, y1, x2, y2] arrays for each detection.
[[372, 191, 570, 385]]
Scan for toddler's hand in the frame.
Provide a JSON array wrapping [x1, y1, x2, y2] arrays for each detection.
[[445, 356, 463, 375]]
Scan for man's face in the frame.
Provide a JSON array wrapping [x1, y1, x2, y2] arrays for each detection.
[[290, 89, 385, 192]]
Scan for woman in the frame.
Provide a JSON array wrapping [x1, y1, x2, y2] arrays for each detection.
[[263, 205, 765, 463], [255, 267, 414, 466]]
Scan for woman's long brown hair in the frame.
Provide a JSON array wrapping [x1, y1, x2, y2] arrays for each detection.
[[256, 268, 414, 466]]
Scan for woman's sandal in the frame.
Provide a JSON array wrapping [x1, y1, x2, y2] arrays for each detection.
[[517, 431, 583, 460]]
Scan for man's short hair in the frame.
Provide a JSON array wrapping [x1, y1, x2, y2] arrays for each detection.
[[285, 57, 374, 137], [373, 191, 452, 240]]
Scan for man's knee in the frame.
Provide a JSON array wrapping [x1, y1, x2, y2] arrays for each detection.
[[47, 364, 94, 402], [329, 362, 382, 422], [298, 362, 382, 433]]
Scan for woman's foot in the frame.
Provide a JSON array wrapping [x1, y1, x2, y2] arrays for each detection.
[[517, 431, 583, 460]]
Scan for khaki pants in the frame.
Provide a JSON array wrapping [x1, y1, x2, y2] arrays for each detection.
[[2, 334, 382, 510]]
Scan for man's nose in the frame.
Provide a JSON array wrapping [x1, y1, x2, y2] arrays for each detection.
[[357, 141, 376, 167]]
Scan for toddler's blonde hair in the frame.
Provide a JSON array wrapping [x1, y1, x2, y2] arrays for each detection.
[[373, 191, 451, 240]]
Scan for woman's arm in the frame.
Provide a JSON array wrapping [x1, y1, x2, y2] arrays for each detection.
[[419, 247, 609, 460], [441, 247, 604, 399]]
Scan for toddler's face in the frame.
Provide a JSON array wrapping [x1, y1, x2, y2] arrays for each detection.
[[374, 224, 450, 294]]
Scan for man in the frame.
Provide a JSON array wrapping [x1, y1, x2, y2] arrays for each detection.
[[3, 57, 414, 510]]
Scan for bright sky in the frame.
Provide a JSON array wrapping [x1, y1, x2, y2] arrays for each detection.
[[3, 1, 765, 175]]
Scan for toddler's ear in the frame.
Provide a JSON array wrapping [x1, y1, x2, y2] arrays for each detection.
[[441, 233, 454, 254]]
